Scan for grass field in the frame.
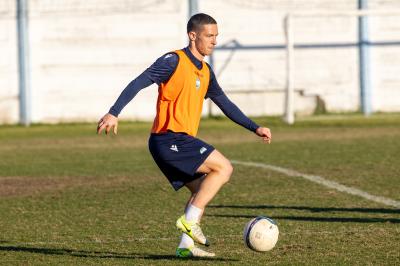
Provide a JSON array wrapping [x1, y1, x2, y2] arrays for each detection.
[[0, 114, 399, 265]]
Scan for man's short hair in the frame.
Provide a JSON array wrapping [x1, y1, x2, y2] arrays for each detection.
[[187, 13, 217, 33]]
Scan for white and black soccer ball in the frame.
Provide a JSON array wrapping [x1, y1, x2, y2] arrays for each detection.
[[243, 216, 279, 252]]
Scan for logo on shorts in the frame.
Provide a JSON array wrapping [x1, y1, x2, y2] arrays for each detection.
[[170, 144, 179, 152], [200, 147, 207, 154]]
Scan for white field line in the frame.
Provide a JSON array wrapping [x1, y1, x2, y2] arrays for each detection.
[[231, 160, 400, 209]]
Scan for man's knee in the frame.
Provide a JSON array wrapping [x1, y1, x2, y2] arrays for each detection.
[[197, 149, 233, 183], [219, 160, 233, 184]]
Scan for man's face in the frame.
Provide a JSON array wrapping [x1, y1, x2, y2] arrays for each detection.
[[191, 24, 218, 56]]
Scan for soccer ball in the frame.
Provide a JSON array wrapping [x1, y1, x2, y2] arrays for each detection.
[[243, 216, 279, 252]]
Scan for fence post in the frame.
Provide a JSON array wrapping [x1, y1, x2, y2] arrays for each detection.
[[358, 0, 372, 116], [16, 0, 31, 126], [188, 0, 198, 18], [284, 14, 295, 124]]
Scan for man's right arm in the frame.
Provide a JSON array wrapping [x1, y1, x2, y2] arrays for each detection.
[[108, 73, 154, 117], [109, 53, 178, 117], [97, 52, 179, 135], [108, 53, 179, 117]]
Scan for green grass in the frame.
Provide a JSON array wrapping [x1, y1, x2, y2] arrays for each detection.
[[0, 114, 399, 265]]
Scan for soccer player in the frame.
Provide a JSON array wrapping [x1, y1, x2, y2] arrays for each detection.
[[97, 13, 271, 258]]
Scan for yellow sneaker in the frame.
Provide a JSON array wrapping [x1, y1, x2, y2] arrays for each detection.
[[176, 215, 210, 246]]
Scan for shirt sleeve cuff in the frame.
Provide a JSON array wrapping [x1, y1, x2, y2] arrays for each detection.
[[108, 107, 120, 117]]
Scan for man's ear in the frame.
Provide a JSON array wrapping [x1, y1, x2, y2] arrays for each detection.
[[188, 31, 196, 41]]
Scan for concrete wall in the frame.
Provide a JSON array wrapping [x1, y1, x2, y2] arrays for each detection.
[[0, 1, 19, 123], [369, 3, 400, 112], [25, 0, 187, 123], [1, 0, 400, 124], [204, 0, 400, 115]]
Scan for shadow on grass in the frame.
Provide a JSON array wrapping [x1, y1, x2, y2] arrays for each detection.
[[208, 214, 400, 223], [209, 204, 400, 214], [0, 245, 237, 262]]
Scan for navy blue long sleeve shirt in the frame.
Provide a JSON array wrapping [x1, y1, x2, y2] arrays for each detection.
[[109, 47, 260, 133]]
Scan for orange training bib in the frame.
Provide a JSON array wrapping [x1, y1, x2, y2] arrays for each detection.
[[151, 50, 210, 136]]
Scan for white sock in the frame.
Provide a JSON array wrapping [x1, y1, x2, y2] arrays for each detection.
[[178, 233, 194, 248], [185, 204, 203, 222]]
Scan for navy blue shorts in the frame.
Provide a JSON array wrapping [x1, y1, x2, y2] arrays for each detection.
[[148, 131, 215, 191]]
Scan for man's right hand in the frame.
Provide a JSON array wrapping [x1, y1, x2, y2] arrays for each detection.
[[255, 127, 272, 144], [97, 113, 118, 135]]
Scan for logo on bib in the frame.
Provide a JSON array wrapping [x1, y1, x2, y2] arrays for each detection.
[[195, 78, 201, 90]]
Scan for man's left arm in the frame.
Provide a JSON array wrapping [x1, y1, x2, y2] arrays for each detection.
[[210, 93, 271, 143], [205, 64, 271, 143]]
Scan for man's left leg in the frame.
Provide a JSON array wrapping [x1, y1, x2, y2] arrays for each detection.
[[176, 177, 215, 258], [176, 150, 232, 247]]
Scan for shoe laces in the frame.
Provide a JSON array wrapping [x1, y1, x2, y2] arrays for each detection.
[[191, 223, 205, 237]]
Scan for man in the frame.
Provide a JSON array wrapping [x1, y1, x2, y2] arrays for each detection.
[[97, 13, 271, 258]]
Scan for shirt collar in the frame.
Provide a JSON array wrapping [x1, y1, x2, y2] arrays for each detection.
[[183, 46, 203, 70]]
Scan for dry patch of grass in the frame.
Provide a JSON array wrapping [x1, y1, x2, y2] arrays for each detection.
[[0, 136, 148, 152], [0, 175, 159, 198]]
